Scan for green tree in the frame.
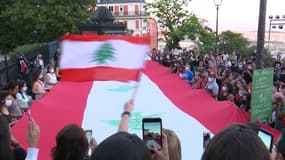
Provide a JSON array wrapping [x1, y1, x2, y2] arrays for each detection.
[[218, 31, 249, 55], [179, 16, 215, 54], [92, 42, 116, 65], [0, 0, 95, 53], [144, 0, 192, 49]]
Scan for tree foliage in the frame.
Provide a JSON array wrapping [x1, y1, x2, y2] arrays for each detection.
[[218, 31, 250, 55], [144, 0, 215, 51], [0, 0, 95, 53], [144, 0, 192, 49], [179, 16, 215, 54]]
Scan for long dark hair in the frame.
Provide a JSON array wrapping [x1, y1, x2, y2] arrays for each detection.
[[202, 124, 270, 160], [17, 81, 26, 99], [0, 115, 14, 160], [32, 69, 42, 83], [52, 124, 88, 160]]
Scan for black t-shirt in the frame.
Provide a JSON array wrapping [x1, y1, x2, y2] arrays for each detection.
[[279, 73, 285, 84]]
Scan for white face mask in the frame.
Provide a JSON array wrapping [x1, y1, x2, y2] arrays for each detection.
[[22, 86, 27, 92], [222, 86, 227, 91], [49, 69, 54, 73], [39, 74, 43, 79], [5, 99, 13, 107], [208, 77, 213, 82]]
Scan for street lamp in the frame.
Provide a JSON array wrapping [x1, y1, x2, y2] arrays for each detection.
[[268, 15, 285, 52], [214, 0, 222, 58]]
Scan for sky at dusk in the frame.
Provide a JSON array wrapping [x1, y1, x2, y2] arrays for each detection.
[[146, 0, 285, 32], [189, 0, 285, 32]]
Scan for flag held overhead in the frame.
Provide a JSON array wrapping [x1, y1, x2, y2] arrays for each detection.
[[60, 34, 150, 82]]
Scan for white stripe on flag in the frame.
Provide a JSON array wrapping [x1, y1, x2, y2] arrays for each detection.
[[60, 40, 148, 69], [81, 74, 211, 160]]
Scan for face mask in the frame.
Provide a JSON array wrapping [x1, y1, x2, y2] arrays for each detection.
[[222, 87, 227, 91], [39, 75, 43, 79], [49, 69, 54, 73], [5, 99, 13, 107], [208, 77, 213, 82], [185, 67, 190, 71], [22, 86, 27, 92]]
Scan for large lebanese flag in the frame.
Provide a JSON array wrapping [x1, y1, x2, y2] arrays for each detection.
[[60, 34, 149, 82], [11, 61, 279, 160]]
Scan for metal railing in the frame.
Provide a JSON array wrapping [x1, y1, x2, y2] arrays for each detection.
[[111, 11, 147, 17], [0, 41, 58, 88]]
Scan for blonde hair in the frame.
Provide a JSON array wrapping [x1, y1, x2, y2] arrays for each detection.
[[163, 129, 181, 160]]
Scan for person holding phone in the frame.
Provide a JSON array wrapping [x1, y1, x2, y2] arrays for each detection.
[[90, 99, 170, 160], [272, 129, 285, 160], [51, 124, 97, 160], [0, 115, 40, 160], [202, 124, 270, 160]]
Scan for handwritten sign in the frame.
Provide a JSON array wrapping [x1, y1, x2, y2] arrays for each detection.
[[251, 68, 274, 121]]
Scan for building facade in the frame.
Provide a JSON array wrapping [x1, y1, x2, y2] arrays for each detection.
[[96, 0, 148, 36]]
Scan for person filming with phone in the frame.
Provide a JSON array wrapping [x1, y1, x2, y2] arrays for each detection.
[[0, 114, 40, 160], [90, 99, 171, 160]]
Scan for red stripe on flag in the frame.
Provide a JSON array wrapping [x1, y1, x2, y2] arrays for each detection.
[[11, 81, 93, 160], [60, 67, 142, 82], [60, 34, 150, 45], [143, 61, 250, 134]]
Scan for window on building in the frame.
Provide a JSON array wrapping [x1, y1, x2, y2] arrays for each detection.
[[135, 20, 140, 29], [135, 5, 139, 15], [123, 5, 128, 15], [120, 5, 123, 12], [114, 6, 119, 16], [109, 6, 113, 12]]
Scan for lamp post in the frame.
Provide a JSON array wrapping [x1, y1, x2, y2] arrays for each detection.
[[255, 0, 267, 69], [214, 0, 222, 58], [268, 15, 285, 52]]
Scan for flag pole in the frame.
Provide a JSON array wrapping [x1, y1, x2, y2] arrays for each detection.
[[131, 69, 143, 100]]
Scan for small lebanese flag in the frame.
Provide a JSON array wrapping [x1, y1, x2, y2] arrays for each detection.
[[60, 34, 150, 82]]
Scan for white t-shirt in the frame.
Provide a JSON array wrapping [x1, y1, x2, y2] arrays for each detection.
[[205, 81, 219, 96], [45, 73, 57, 89]]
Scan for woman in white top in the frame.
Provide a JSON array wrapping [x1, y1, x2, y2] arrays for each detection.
[[16, 81, 32, 111], [45, 65, 58, 90]]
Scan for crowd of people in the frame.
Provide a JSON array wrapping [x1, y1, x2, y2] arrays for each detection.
[[2, 47, 285, 160], [2, 98, 285, 160], [151, 48, 285, 131], [0, 52, 60, 126]]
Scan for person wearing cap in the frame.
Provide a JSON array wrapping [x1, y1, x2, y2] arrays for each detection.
[[205, 73, 219, 99]]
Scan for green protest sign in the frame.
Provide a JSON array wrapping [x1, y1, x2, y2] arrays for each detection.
[[251, 68, 274, 121]]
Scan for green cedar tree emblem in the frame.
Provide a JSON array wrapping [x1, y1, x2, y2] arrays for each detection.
[[91, 42, 116, 65]]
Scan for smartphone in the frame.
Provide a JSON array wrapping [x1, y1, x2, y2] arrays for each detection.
[[258, 128, 273, 152], [203, 132, 211, 149], [142, 118, 162, 152], [85, 130, 93, 145]]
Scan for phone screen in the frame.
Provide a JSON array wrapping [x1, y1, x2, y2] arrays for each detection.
[[142, 118, 162, 152], [258, 129, 273, 152], [85, 130, 92, 144]]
